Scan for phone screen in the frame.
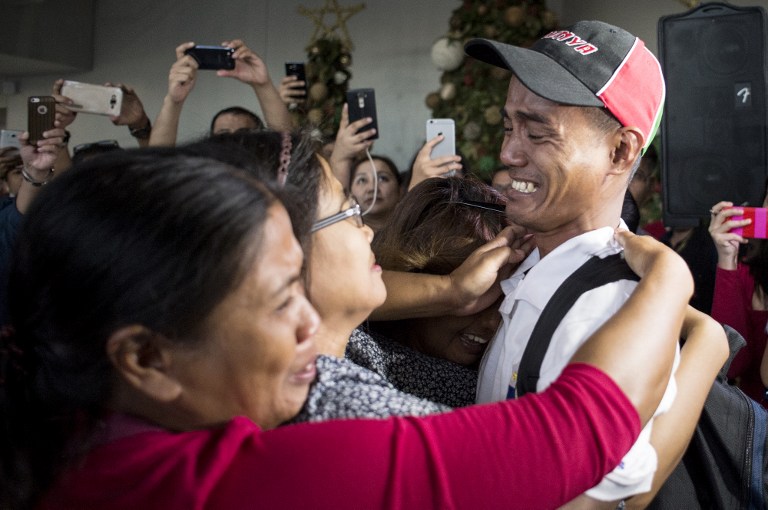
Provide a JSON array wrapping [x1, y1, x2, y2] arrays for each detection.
[[346, 88, 379, 140]]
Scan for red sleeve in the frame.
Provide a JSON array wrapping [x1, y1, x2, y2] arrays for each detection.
[[209, 363, 640, 509], [712, 265, 754, 377], [44, 365, 640, 509]]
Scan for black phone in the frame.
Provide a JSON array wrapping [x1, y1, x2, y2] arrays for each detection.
[[284, 62, 308, 98], [184, 45, 235, 70], [346, 88, 379, 140], [28, 96, 56, 144]]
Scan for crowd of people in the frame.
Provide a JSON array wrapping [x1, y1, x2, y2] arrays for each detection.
[[1, 17, 762, 510]]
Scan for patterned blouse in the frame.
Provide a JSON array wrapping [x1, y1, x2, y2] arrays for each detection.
[[292, 353, 450, 423], [345, 327, 478, 408]]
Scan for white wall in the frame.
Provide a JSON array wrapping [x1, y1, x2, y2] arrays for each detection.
[[4, 0, 768, 169]]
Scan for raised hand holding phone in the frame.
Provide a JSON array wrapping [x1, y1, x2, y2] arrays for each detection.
[[426, 118, 455, 159], [346, 89, 379, 140], [183, 45, 235, 70], [28, 96, 56, 144]]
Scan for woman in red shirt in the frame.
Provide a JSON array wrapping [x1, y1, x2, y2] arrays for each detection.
[[1, 145, 715, 510]]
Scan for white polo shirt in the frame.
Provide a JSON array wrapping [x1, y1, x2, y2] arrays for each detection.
[[477, 224, 679, 501]]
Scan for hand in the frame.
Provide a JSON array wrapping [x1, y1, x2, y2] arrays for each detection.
[[332, 103, 375, 160], [279, 75, 307, 106], [167, 42, 198, 104], [104, 82, 149, 129], [615, 228, 688, 278], [707, 201, 748, 269], [51, 78, 78, 129], [18, 128, 65, 177], [408, 135, 462, 191], [217, 39, 270, 87], [449, 225, 534, 316]]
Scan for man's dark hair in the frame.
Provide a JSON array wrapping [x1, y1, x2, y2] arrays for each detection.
[[209, 106, 265, 134]]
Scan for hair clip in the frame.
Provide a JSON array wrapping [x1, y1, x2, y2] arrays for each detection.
[[450, 200, 506, 213], [277, 131, 292, 187]]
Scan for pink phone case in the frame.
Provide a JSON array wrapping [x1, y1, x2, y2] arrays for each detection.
[[727, 206, 768, 239]]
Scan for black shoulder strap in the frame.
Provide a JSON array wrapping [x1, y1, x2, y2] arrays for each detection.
[[515, 253, 639, 398]]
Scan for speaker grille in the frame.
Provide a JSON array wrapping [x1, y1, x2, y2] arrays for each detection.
[[659, 4, 768, 226]]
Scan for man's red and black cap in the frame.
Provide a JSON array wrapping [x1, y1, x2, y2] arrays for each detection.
[[465, 20, 665, 153]]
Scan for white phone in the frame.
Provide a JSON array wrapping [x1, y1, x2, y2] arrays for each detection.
[[0, 129, 22, 149], [60, 80, 123, 116], [426, 118, 456, 159]]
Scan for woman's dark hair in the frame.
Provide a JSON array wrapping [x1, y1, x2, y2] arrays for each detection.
[[1, 149, 281, 509], [209, 106, 265, 134], [186, 129, 328, 274], [370, 176, 506, 343], [373, 176, 506, 275]]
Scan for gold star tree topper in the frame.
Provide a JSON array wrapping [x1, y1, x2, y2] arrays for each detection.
[[298, 0, 365, 49]]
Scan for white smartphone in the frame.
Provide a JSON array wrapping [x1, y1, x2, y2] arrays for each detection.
[[426, 118, 455, 159], [0, 129, 22, 149], [60, 80, 123, 116]]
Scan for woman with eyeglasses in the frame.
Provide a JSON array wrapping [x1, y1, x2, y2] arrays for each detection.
[[2, 141, 707, 510], [188, 130, 482, 420]]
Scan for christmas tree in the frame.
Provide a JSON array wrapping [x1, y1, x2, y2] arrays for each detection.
[[298, 0, 364, 139], [427, 0, 557, 181]]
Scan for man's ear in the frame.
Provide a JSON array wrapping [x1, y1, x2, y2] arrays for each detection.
[[106, 325, 183, 402], [610, 127, 644, 175]]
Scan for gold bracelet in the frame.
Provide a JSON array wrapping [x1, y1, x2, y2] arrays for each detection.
[[21, 166, 55, 187]]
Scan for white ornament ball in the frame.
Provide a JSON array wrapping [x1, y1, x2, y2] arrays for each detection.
[[431, 37, 464, 71], [439, 82, 457, 101], [334, 71, 347, 85]]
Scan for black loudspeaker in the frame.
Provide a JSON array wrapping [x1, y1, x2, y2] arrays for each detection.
[[659, 3, 768, 227]]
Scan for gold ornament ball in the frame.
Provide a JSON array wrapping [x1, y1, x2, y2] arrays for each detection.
[[307, 108, 324, 125], [310, 45, 320, 55], [425, 92, 441, 110], [483, 24, 498, 39], [439, 82, 457, 101], [309, 82, 329, 102], [477, 4, 488, 16], [340, 53, 351, 67], [504, 6, 525, 27], [484, 106, 502, 126]]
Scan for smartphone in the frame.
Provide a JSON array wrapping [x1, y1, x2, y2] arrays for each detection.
[[28, 96, 56, 144], [285, 62, 307, 85], [727, 206, 768, 239], [426, 118, 456, 159], [346, 88, 378, 140], [184, 45, 235, 70], [0, 129, 22, 149], [60, 81, 123, 116]]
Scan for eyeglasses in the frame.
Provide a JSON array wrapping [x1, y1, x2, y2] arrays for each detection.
[[311, 196, 364, 232]]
